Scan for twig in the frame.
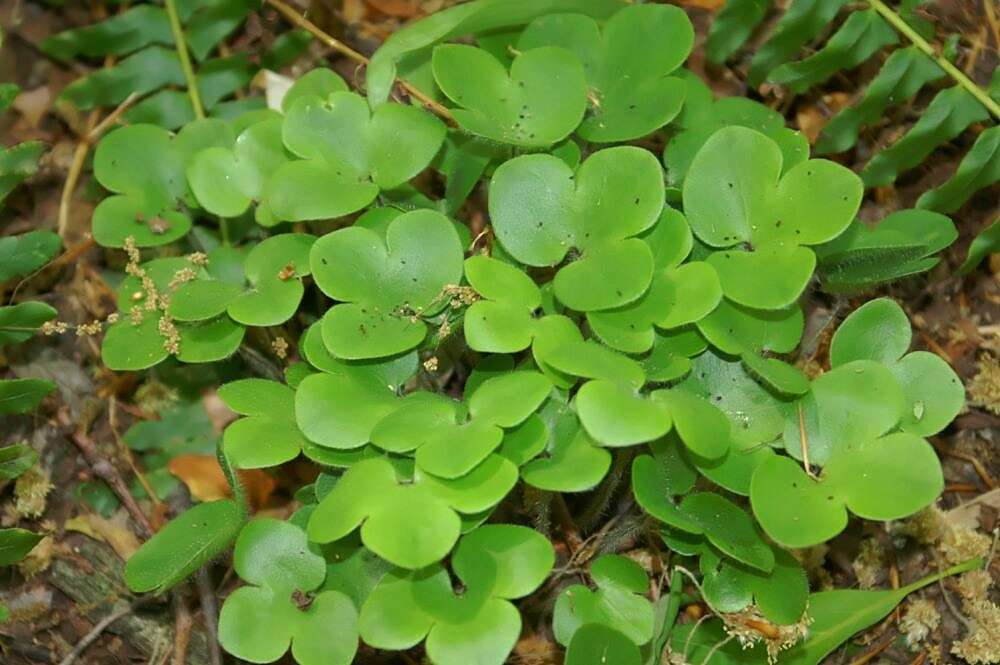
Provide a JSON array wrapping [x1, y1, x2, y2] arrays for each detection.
[[56, 91, 139, 240], [57, 409, 153, 539], [798, 404, 818, 479], [171, 592, 193, 665], [58, 595, 154, 665], [848, 633, 894, 665], [868, 0, 1000, 121], [164, 0, 204, 118], [87, 92, 140, 141], [984, 0, 1000, 53], [263, 0, 456, 124], [196, 568, 222, 665]]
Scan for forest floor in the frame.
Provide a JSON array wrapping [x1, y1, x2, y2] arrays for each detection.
[[0, 0, 998, 664]]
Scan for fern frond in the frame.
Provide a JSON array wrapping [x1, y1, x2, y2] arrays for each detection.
[[815, 46, 944, 154], [705, 0, 769, 64], [768, 10, 898, 95], [747, 0, 850, 87], [917, 126, 1000, 212], [862, 81, 996, 187]]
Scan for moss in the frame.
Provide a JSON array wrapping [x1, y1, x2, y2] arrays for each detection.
[[968, 354, 1000, 416], [901, 598, 940, 649]]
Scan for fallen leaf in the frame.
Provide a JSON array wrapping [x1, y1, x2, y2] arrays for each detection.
[[251, 69, 294, 113], [945, 488, 1000, 531], [12, 87, 52, 128], [65, 512, 141, 560], [168, 454, 276, 508], [796, 93, 850, 144], [366, 0, 421, 17], [674, 0, 725, 10]]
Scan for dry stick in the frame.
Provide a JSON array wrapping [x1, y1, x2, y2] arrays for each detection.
[[57, 409, 153, 539], [56, 92, 140, 239], [262, 0, 456, 125], [196, 568, 222, 665], [797, 404, 818, 479], [58, 595, 155, 665], [868, 0, 1000, 121], [984, 0, 1000, 52], [171, 592, 194, 665]]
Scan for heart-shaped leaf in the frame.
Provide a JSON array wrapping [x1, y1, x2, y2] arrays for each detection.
[[553, 554, 655, 646], [752, 432, 943, 547], [92, 124, 191, 247], [359, 524, 553, 665], [218, 519, 358, 665], [186, 118, 288, 219], [227, 233, 316, 326], [311, 209, 464, 359], [220, 379, 307, 469], [680, 492, 774, 572], [489, 146, 665, 311], [782, 360, 904, 466], [432, 44, 587, 146], [283, 90, 446, 189], [700, 545, 808, 625], [308, 456, 517, 568], [519, 4, 693, 142], [521, 399, 612, 492], [576, 380, 672, 447], [683, 126, 862, 309], [463, 255, 541, 353]]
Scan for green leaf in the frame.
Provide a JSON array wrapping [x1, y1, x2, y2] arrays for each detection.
[[360, 524, 552, 665], [463, 255, 541, 353], [312, 209, 464, 359], [219, 519, 359, 665], [829, 297, 911, 367], [700, 545, 808, 624], [631, 435, 702, 533], [125, 499, 242, 593], [917, 125, 1000, 213], [891, 351, 964, 436], [680, 492, 774, 572], [187, 118, 288, 218], [816, 47, 943, 154], [862, 85, 993, 187], [566, 624, 641, 665], [61, 46, 185, 110], [665, 75, 808, 188], [957, 218, 1000, 275], [308, 456, 516, 568], [40, 5, 172, 61], [752, 432, 942, 547], [433, 44, 587, 146], [554, 554, 655, 646], [282, 68, 348, 112], [0, 140, 45, 207], [652, 390, 730, 460], [0, 378, 55, 415], [815, 209, 957, 292], [0, 528, 43, 566], [521, 401, 612, 492], [0, 231, 61, 282], [227, 233, 316, 327], [0, 302, 57, 348], [768, 10, 897, 94], [0, 443, 38, 481], [747, 0, 851, 86], [365, 0, 624, 107], [184, 0, 255, 62], [518, 4, 692, 142], [683, 126, 861, 309], [576, 380, 672, 447], [706, 0, 769, 64], [696, 298, 803, 356], [490, 146, 664, 311], [783, 360, 904, 465], [283, 90, 446, 189], [780, 558, 982, 665]]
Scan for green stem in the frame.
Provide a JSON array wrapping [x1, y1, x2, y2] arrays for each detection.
[[217, 441, 249, 521], [900, 556, 983, 594], [164, 0, 205, 119], [868, 0, 1000, 121], [219, 217, 230, 245]]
